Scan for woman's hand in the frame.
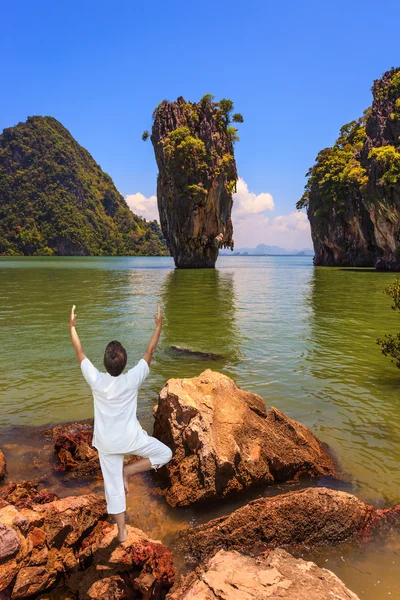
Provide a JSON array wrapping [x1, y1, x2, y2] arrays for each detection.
[[70, 304, 77, 328], [153, 305, 163, 329]]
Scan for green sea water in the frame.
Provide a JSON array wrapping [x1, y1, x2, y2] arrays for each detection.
[[1, 255, 400, 598]]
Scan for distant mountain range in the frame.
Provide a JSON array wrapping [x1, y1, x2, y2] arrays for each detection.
[[220, 244, 314, 256]]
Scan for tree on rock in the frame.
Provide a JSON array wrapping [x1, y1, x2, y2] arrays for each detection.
[[149, 95, 243, 268]]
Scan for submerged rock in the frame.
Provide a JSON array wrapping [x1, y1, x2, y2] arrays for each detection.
[[152, 370, 338, 507], [0, 450, 6, 481], [0, 493, 174, 599], [169, 345, 222, 360], [151, 96, 240, 268], [182, 487, 400, 561], [298, 67, 400, 270], [167, 548, 360, 600]]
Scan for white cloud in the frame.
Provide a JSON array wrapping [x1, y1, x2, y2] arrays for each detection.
[[232, 177, 274, 218], [125, 192, 158, 221], [125, 178, 312, 250], [233, 210, 312, 249], [231, 177, 311, 249]]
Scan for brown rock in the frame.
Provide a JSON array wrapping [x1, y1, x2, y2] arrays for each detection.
[[0, 451, 6, 481], [35, 494, 107, 547], [0, 559, 19, 593], [54, 430, 99, 477], [11, 566, 55, 598], [0, 493, 174, 599], [167, 548, 360, 600], [153, 370, 338, 506], [50, 420, 138, 477], [0, 524, 20, 561], [85, 575, 126, 599], [0, 482, 58, 509], [182, 487, 374, 560], [42, 419, 94, 440], [69, 523, 175, 599]]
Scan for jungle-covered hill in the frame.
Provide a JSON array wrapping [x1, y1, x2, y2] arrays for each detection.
[[0, 116, 167, 256]]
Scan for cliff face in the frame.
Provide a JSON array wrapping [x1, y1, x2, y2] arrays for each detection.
[[0, 116, 167, 256], [298, 68, 400, 270], [151, 96, 238, 268]]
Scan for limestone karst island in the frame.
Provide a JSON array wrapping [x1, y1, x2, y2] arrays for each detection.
[[1, 3, 400, 600]]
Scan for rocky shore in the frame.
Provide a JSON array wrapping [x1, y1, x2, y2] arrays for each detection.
[[1, 370, 399, 599]]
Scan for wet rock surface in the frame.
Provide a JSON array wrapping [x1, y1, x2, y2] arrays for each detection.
[[43, 419, 137, 477], [151, 96, 237, 268], [153, 370, 338, 507], [167, 548, 360, 600], [181, 487, 400, 561], [169, 346, 222, 360], [0, 450, 6, 481], [0, 493, 175, 599], [0, 481, 58, 509]]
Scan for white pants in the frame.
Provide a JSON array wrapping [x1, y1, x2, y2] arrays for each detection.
[[98, 430, 173, 514]]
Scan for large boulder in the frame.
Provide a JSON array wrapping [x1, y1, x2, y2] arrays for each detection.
[[0, 450, 6, 481], [153, 370, 338, 506], [182, 487, 400, 561], [0, 493, 175, 599], [0, 493, 106, 598], [167, 548, 360, 600]]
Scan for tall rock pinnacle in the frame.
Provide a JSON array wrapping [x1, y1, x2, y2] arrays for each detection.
[[150, 95, 242, 268]]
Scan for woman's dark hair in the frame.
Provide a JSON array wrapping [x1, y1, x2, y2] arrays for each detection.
[[104, 341, 127, 376]]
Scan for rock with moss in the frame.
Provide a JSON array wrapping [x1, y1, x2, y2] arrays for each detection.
[[298, 67, 400, 270], [0, 116, 168, 256], [150, 96, 242, 268]]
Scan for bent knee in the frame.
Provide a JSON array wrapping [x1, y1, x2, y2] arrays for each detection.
[[165, 446, 173, 463], [152, 446, 173, 470]]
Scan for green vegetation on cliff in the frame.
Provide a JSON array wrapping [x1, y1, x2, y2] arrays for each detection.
[[0, 116, 167, 256], [296, 118, 368, 213], [150, 96, 242, 198], [143, 95, 243, 197], [297, 67, 400, 270]]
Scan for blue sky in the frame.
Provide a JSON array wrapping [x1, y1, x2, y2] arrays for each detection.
[[1, 0, 400, 248]]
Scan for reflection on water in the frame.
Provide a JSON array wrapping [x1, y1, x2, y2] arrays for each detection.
[[159, 268, 241, 372], [1, 256, 400, 598], [305, 267, 400, 505]]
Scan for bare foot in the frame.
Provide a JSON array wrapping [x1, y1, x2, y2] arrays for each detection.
[[123, 467, 129, 493], [117, 526, 127, 543]]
